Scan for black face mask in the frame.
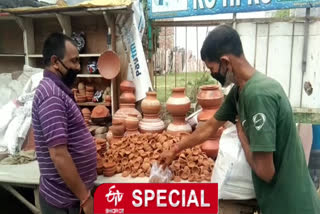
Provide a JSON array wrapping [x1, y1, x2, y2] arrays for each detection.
[[58, 59, 79, 88], [210, 62, 226, 86]]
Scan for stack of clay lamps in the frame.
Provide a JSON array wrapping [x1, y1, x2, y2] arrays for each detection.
[[103, 161, 116, 177], [81, 108, 91, 127], [139, 91, 165, 133], [74, 82, 86, 103], [103, 132, 214, 182], [85, 84, 95, 102]]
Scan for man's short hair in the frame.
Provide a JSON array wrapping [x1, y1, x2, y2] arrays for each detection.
[[42, 32, 76, 66], [201, 25, 244, 62]]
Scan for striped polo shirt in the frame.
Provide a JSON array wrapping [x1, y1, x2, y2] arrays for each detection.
[[32, 70, 97, 208]]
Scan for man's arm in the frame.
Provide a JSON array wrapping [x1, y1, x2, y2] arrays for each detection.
[[236, 120, 275, 183], [176, 116, 225, 151], [162, 116, 225, 167], [49, 144, 90, 201]]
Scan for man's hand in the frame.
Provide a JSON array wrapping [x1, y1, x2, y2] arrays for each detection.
[[82, 196, 93, 214], [160, 149, 177, 169]]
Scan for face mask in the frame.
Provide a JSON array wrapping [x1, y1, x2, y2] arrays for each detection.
[[211, 62, 226, 86], [58, 59, 79, 88]]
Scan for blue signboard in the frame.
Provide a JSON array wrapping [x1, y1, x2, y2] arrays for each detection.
[[148, 0, 320, 20]]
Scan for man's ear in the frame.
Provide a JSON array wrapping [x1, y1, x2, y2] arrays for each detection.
[[219, 56, 231, 74], [51, 55, 59, 70]]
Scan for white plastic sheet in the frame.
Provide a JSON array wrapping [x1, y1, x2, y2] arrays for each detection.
[[211, 125, 256, 200], [119, 0, 152, 101]]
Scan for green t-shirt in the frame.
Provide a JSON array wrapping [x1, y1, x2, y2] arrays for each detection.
[[215, 71, 320, 214]]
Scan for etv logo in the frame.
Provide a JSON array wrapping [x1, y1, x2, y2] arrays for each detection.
[[105, 185, 124, 206]]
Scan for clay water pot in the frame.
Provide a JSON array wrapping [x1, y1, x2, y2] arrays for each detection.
[[120, 80, 135, 93], [110, 120, 125, 137], [166, 87, 192, 134], [197, 85, 223, 121], [141, 91, 161, 115], [166, 87, 191, 116], [104, 95, 111, 106], [113, 103, 142, 124]]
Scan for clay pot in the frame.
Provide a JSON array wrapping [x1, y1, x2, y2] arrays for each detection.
[[141, 92, 161, 115], [81, 108, 91, 116], [97, 51, 120, 79], [197, 85, 224, 121], [166, 87, 191, 116], [201, 139, 219, 159], [197, 85, 223, 108], [166, 87, 192, 134], [120, 80, 135, 93], [125, 114, 139, 131], [75, 94, 86, 103], [110, 120, 125, 137], [91, 105, 110, 118], [120, 90, 136, 104], [113, 103, 142, 124]]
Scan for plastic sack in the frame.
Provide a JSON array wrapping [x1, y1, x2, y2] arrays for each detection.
[[211, 125, 256, 200], [149, 162, 173, 183]]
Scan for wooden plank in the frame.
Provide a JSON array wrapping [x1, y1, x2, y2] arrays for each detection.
[[0, 54, 24, 57], [79, 53, 101, 57], [77, 74, 102, 78]]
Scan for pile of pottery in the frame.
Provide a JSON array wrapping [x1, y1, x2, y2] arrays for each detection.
[[169, 146, 214, 182], [81, 108, 91, 126], [102, 132, 214, 182], [91, 105, 110, 125], [139, 91, 165, 133], [166, 87, 192, 134], [196, 85, 224, 159], [73, 82, 96, 103], [113, 80, 142, 123]]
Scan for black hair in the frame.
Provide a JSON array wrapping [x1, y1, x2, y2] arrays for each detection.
[[42, 32, 76, 66], [200, 25, 244, 62]]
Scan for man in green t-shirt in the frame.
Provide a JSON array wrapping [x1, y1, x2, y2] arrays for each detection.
[[161, 25, 320, 213]]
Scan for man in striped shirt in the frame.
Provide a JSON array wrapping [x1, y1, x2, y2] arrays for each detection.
[[32, 33, 96, 214]]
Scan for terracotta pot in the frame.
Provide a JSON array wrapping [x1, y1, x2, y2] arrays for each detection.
[[97, 51, 120, 79], [201, 139, 219, 159], [120, 90, 136, 104], [86, 84, 94, 92], [110, 120, 125, 137], [113, 103, 142, 124], [91, 105, 110, 118], [120, 80, 135, 93], [81, 108, 91, 115], [125, 114, 139, 131], [141, 92, 161, 115], [197, 85, 223, 108], [197, 85, 223, 121], [166, 87, 191, 116], [166, 87, 192, 134], [139, 117, 165, 133]]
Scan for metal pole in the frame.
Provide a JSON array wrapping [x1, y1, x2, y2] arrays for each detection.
[[185, 26, 188, 91], [164, 27, 167, 101], [300, 8, 311, 107]]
